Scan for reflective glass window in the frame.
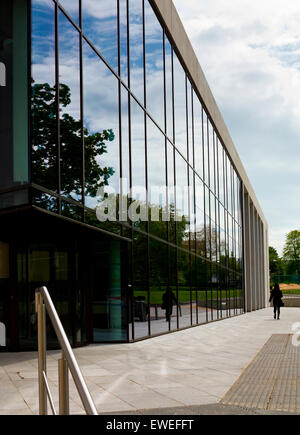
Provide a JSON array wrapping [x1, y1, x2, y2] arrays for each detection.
[[165, 36, 173, 141], [130, 97, 147, 230], [149, 239, 169, 335], [193, 94, 204, 181], [178, 249, 191, 329], [167, 142, 176, 244], [169, 245, 178, 330], [31, 0, 56, 192], [58, 0, 79, 24], [175, 152, 189, 247], [203, 111, 209, 186], [218, 139, 224, 206], [129, 0, 144, 104], [120, 0, 128, 84], [82, 40, 120, 212], [187, 80, 193, 165], [208, 120, 215, 193], [173, 53, 187, 157], [147, 117, 167, 240], [82, 0, 118, 72], [133, 232, 149, 339], [59, 12, 82, 203], [145, 0, 164, 129]]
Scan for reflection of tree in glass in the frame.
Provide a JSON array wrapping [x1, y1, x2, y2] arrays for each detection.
[[32, 82, 115, 202]]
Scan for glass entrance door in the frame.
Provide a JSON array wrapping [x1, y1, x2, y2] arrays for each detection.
[[17, 241, 84, 350], [92, 239, 128, 342]]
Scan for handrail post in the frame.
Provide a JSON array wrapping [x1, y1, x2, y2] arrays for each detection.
[[35, 291, 47, 415], [59, 353, 69, 415]]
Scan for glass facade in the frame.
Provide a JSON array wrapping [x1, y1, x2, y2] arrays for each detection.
[[0, 0, 254, 350]]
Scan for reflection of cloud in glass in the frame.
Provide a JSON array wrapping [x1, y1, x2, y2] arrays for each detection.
[[82, 0, 118, 71], [82, 40, 119, 208]]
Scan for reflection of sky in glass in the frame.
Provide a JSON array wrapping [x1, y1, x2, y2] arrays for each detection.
[[32, 0, 55, 85], [165, 37, 173, 142], [131, 97, 146, 201], [173, 53, 187, 158], [175, 151, 189, 222], [129, 0, 144, 105], [193, 93, 204, 181], [82, 40, 119, 208], [59, 12, 80, 120], [59, 11, 81, 202], [58, 0, 79, 24], [147, 116, 166, 207], [145, 0, 164, 130], [120, 0, 128, 84], [208, 121, 215, 193], [187, 81, 193, 166], [82, 0, 118, 72]]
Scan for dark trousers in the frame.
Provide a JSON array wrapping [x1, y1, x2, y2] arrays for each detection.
[[274, 305, 280, 318]]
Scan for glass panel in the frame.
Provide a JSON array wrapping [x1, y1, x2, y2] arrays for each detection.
[[17, 242, 83, 349], [173, 53, 187, 157], [189, 169, 196, 253], [196, 257, 208, 324], [130, 97, 146, 231], [133, 232, 149, 339], [58, 0, 79, 24], [149, 239, 169, 335], [187, 80, 193, 166], [203, 111, 209, 186], [175, 152, 189, 248], [165, 36, 173, 141], [190, 255, 198, 325], [145, 0, 164, 129], [31, 0, 56, 193], [167, 142, 176, 244], [92, 240, 127, 342], [121, 86, 130, 223], [0, 0, 29, 191], [129, 0, 144, 104], [147, 117, 167, 240], [169, 245, 178, 330], [193, 93, 204, 181], [178, 249, 191, 329], [82, 40, 120, 216], [218, 139, 224, 206], [208, 120, 215, 193], [59, 11, 82, 203], [120, 0, 128, 84], [82, 0, 118, 72]]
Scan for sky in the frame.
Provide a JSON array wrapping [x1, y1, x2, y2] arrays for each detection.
[[173, 0, 300, 256]]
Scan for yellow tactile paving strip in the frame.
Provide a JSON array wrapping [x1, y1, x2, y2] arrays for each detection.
[[222, 334, 300, 413]]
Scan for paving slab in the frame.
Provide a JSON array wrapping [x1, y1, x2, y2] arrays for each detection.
[[0, 307, 300, 415]]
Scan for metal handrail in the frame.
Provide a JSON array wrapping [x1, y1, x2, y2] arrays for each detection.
[[35, 286, 98, 415]]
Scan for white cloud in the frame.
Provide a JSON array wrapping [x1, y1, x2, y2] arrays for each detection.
[[173, 0, 300, 256]]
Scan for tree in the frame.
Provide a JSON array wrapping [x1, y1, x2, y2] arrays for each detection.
[[282, 231, 300, 275], [32, 82, 115, 202], [269, 246, 283, 275]]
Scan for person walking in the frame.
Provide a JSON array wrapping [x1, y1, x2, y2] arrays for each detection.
[[269, 283, 283, 320], [162, 287, 178, 322]]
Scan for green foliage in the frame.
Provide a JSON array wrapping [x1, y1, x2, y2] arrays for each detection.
[[282, 230, 300, 275], [32, 82, 115, 199]]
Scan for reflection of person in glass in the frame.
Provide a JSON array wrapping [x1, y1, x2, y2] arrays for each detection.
[[162, 287, 178, 322]]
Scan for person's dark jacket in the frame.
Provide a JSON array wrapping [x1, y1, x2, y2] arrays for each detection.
[[269, 288, 283, 307]]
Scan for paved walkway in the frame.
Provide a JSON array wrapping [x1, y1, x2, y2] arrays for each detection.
[[0, 307, 300, 415]]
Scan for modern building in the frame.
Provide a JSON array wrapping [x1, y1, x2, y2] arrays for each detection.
[[0, 0, 269, 351]]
